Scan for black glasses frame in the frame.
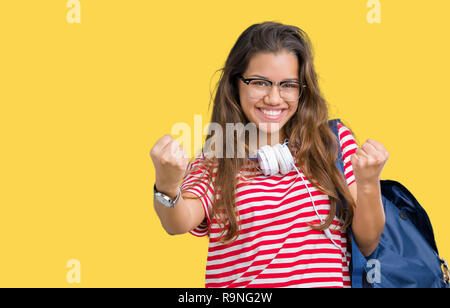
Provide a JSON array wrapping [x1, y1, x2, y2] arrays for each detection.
[[237, 74, 307, 101]]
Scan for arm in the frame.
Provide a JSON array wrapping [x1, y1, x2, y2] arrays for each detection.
[[150, 134, 206, 235], [153, 188, 205, 235], [348, 180, 385, 257], [348, 138, 389, 257]]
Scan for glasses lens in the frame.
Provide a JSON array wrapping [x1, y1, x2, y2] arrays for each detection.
[[280, 82, 301, 102], [247, 80, 271, 99]]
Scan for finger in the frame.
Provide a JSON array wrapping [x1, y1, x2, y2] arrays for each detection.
[[363, 141, 388, 163], [166, 139, 182, 158], [366, 139, 384, 152], [152, 134, 174, 154], [367, 139, 389, 157], [172, 146, 191, 170], [354, 147, 369, 159], [180, 145, 190, 159], [172, 143, 190, 162], [361, 141, 380, 157]]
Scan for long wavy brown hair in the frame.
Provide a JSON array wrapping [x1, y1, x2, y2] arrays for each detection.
[[182, 21, 357, 244]]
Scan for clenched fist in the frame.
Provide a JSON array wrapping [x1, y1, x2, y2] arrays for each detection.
[[351, 139, 389, 185], [150, 134, 190, 198]]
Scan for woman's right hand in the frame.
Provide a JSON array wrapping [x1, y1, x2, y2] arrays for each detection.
[[150, 134, 190, 198]]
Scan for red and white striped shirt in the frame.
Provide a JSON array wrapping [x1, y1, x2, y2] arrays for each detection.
[[180, 121, 358, 288]]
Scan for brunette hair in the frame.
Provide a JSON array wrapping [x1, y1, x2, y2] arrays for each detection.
[[182, 21, 357, 244]]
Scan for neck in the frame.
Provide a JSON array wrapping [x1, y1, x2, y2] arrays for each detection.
[[248, 129, 286, 156], [265, 130, 286, 146]]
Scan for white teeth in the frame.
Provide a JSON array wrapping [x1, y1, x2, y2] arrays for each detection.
[[260, 109, 282, 116]]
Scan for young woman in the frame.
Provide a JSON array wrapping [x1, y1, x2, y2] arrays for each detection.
[[150, 21, 389, 288]]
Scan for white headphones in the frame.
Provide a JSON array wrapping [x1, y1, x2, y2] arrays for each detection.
[[257, 143, 294, 176], [250, 140, 345, 254]]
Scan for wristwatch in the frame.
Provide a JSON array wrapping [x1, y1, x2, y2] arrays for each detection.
[[153, 184, 181, 208]]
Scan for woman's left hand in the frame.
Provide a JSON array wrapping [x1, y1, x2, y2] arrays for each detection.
[[351, 139, 389, 185]]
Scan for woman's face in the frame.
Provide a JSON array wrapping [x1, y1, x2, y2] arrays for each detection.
[[238, 50, 299, 143]]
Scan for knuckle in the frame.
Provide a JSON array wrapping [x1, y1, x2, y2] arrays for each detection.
[[159, 134, 169, 143], [160, 153, 174, 165], [159, 156, 169, 165], [160, 134, 173, 145]]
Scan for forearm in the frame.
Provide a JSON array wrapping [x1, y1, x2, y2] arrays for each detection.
[[351, 180, 386, 257], [153, 187, 192, 235]]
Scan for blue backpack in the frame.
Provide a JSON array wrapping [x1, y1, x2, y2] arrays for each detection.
[[329, 118, 450, 288]]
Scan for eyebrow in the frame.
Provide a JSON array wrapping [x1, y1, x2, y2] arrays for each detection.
[[248, 74, 300, 82]]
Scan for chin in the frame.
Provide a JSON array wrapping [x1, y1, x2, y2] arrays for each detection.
[[257, 123, 283, 133]]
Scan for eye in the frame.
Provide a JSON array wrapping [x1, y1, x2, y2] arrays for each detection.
[[281, 82, 300, 89], [249, 80, 270, 87]]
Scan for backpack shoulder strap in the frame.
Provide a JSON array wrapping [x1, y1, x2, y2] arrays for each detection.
[[328, 118, 345, 176]]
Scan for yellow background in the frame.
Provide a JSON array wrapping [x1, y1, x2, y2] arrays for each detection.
[[0, 0, 448, 287]]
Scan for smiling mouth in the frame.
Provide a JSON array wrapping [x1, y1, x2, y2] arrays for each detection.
[[256, 107, 287, 120]]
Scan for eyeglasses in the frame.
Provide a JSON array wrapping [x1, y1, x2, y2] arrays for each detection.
[[238, 74, 306, 102]]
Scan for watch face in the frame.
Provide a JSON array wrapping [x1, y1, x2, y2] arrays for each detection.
[[154, 184, 179, 208], [155, 192, 174, 208]]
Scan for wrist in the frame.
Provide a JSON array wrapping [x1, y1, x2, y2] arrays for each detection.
[[357, 179, 381, 194], [154, 182, 180, 200]]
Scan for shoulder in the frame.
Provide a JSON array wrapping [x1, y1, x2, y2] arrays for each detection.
[[335, 119, 359, 146], [187, 152, 218, 173]]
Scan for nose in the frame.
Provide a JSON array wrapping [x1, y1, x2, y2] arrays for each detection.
[[264, 84, 283, 105]]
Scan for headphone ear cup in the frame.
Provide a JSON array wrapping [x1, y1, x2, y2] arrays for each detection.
[[280, 143, 295, 168], [258, 145, 279, 176], [274, 144, 294, 175], [257, 146, 270, 176], [273, 144, 289, 175]]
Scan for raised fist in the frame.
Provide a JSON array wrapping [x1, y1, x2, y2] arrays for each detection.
[[150, 134, 190, 197]]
